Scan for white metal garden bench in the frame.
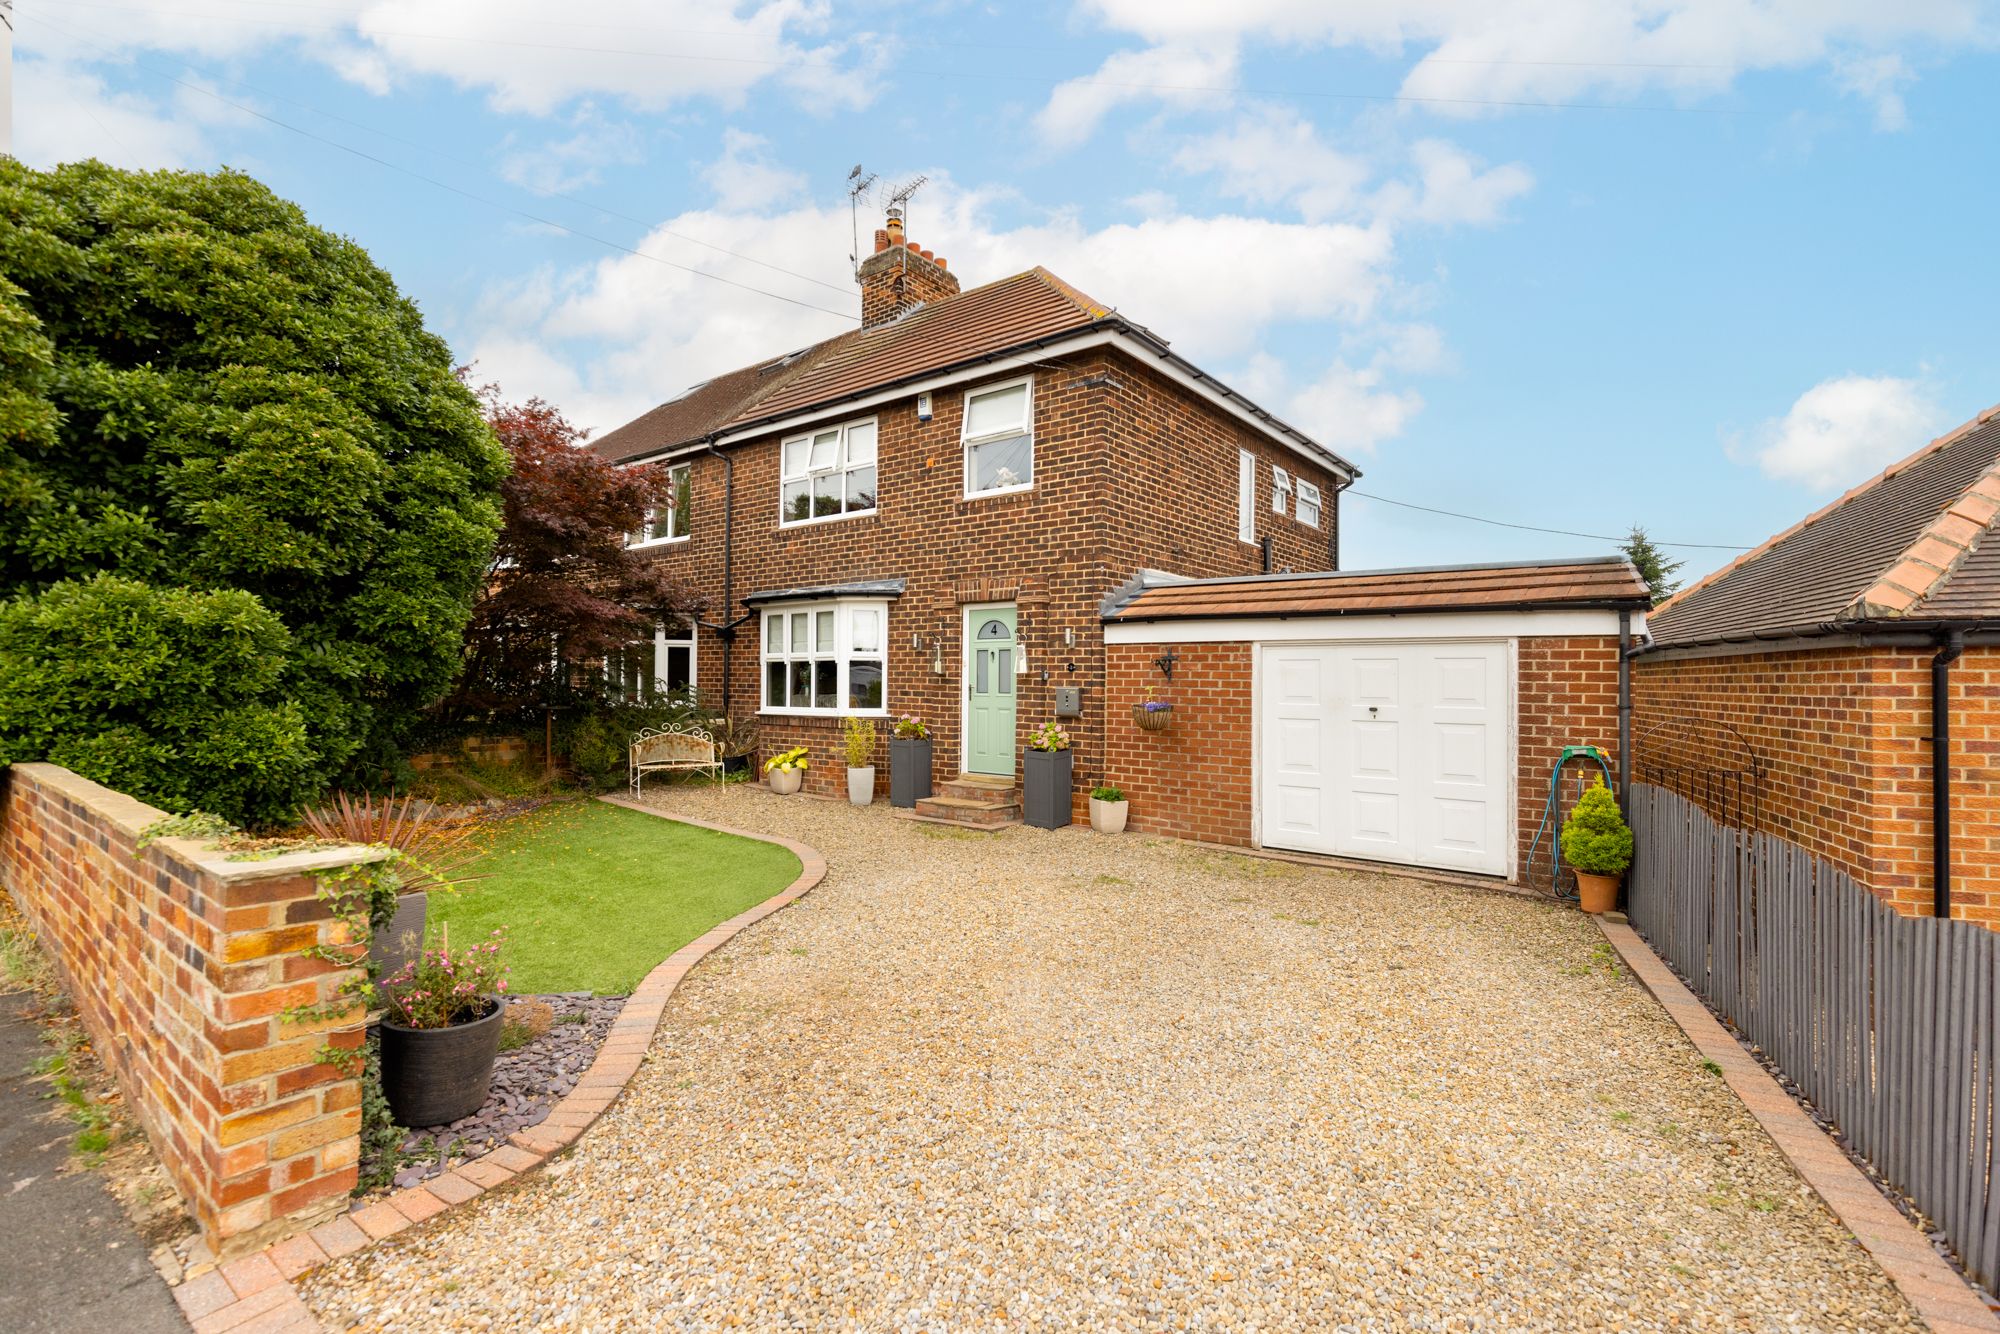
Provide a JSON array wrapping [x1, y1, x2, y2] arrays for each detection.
[[628, 724, 723, 796]]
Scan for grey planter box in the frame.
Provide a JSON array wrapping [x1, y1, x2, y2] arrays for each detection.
[[372, 891, 427, 984], [890, 737, 933, 808], [1023, 747, 1073, 829]]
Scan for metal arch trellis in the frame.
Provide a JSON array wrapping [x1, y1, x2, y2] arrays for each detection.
[[1633, 712, 1765, 835]]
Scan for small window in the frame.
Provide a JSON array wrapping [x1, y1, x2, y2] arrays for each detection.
[[1297, 479, 1322, 530], [609, 617, 697, 702], [780, 419, 877, 526], [1237, 449, 1256, 544], [631, 461, 692, 546], [1272, 467, 1291, 515], [759, 599, 890, 716], [963, 377, 1033, 497]]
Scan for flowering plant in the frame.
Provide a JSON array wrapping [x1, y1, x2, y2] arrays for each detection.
[[892, 714, 930, 740], [379, 924, 510, 1030], [1140, 698, 1173, 713], [763, 745, 809, 774], [1027, 720, 1071, 752]]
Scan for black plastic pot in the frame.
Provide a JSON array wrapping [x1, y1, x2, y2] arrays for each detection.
[[722, 754, 751, 776], [378, 999, 505, 1128], [889, 737, 933, 808]]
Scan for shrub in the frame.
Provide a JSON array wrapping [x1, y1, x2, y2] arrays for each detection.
[[764, 746, 808, 774], [0, 575, 315, 825], [892, 715, 929, 740], [298, 791, 487, 896], [1091, 784, 1125, 802], [379, 926, 511, 1030], [0, 162, 506, 815], [1027, 720, 1071, 752], [842, 716, 877, 768], [1561, 777, 1634, 876]]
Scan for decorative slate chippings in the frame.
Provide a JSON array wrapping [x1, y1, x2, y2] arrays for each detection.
[[389, 994, 625, 1191], [301, 788, 1923, 1332]]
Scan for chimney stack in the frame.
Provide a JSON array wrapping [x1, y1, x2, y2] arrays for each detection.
[[856, 206, 960, 329]]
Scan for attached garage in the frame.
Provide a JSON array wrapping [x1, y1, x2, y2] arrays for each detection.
[[1100, 559, 1651, 888]]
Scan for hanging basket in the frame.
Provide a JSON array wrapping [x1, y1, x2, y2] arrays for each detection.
[[1133, 703, 1175, 733]]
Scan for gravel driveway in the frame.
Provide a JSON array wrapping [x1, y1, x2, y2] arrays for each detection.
[[304, 789, 1916, 1331]]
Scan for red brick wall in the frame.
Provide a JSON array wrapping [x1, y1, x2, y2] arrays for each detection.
[[0, 764, 374, 1258], [1102, 634, 1626, 885], [639, 346, 1343, 813], [1634, 644, 2000, 926]]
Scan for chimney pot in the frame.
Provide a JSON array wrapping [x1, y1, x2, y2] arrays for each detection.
[[935, 256, 947, 270], [873, 228, 889, 254]]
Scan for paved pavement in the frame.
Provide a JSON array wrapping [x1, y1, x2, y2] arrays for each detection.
[[0, 990, 187, 1334]]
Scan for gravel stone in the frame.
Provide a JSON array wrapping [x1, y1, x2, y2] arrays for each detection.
[[303, 788, 1921, 1331]]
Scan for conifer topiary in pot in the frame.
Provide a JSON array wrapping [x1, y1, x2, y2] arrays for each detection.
[[377, 925, 511, 1128], [1561, 776, 1634, 914]]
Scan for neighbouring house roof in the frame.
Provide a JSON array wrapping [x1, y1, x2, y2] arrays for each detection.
[[1101, 558, 1651, 623], [587, 267, 1358, 479], [1646, 404, 2000, 651], [741, 578, 907, 606]]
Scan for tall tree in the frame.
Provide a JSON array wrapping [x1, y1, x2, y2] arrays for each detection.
[[0, 162, 506, 821], [1620, 525, 1686, 605], [444, 387, 696, 719]]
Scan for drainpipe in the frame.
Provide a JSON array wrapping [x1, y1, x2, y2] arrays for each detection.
[[1260, 535, 1273, 574], [1617, 610, 1633, 811], [1932, 629, 1965, 919]]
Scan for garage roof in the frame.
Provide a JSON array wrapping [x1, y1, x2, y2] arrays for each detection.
[[1102, 558, 1651, 622]]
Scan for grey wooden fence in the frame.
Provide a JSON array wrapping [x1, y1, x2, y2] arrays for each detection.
[[1629, 783, 2000, 1293]]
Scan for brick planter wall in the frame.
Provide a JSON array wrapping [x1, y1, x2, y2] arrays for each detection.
[[0, 763, 387, 1258], [1634, 644, 2000, 926]]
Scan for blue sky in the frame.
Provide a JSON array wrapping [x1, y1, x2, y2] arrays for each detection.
[[19, 1, 2000, 580]]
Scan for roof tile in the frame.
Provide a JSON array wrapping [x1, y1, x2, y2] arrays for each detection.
[[1106, 559, 1649, 622]]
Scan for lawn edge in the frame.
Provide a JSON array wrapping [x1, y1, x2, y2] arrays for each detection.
[[1597, 917, 2000, 1334], [170, 799, 828, 1334]]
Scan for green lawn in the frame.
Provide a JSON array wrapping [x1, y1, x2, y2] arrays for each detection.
[[428, 799, 802, 995]]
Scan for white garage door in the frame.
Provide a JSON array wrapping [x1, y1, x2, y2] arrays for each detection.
[[1258, 641, 1510, 875]]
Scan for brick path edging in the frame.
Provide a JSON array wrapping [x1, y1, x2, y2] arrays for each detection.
[[169, 799, 827, 1333], [1596, 917, 2000, 1334]]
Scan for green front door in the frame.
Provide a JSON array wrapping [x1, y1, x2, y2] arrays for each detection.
[[965, 606, 1017, 776]]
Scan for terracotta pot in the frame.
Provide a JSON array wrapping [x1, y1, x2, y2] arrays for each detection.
[[1089, 797, 1129, 834], [768, 766, 803, 795], [1574, 870, 1622, 914]]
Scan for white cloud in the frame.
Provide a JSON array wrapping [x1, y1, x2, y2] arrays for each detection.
[[1371, 140, 1534, 225], [15, 57, 250, 170], [702, 130, 808, 211], [1833, 53, 1916, 130], [498, 107, 645, 195], [1035, 43, 1239, 149], [1171, 106, 1371, 221], [1054, 1, 1987, 129], [1747, 374, 1946, 488]]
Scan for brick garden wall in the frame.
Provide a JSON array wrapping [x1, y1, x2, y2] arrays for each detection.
[[639, 345, 1343, 817], [1102, 634, 1626, 884], [1634, 644, 2000, 925], [0, 763, 383, 1258]]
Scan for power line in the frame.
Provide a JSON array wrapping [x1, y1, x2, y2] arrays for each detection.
[[1346, 489, 1751, 550], [27, 12, 862, 324], [43, 2, 1748, 117]]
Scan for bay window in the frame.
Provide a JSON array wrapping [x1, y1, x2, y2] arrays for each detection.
[[760, 599, 888, 715], [963, 376, 1033, 497], [781, 418, 877, 525]]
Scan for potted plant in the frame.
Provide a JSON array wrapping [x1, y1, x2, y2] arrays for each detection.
[[710, 715, 760, 777], [1134, 695, 1174, 733], [842, 716, 878, 806], [1562, 776, 1634, 914], [764, 746, 808, 795], [377, 925, 511, 1128], [889, 714, 933, 809], [1089, 783, 1129, 834], [1023, 720, 1073, 829]]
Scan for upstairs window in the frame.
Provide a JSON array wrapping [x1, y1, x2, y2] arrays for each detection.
[[781, 419, 877, 526], [631, 462, 692, 546], [1296, 478, 1322, 530], [760, 599, 888, 715], [963, 377, 1033, 497], [1272, 467, 1291, 515]]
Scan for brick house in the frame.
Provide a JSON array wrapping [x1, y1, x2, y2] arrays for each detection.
[[593, 212, 1647, 886], [590, 212, 1354, 820], [1634, 401, 2000, 926]]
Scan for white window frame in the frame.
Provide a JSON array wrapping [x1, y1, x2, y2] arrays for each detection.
[[656, 618, 697, 695], [758, 598, 890, 717], [779, 417, 878, 528], [961, 375, 1035, 499], [1296, 478, 1322, 530], [1237, 449, 1256, 544], [630, 461, 692, 548], [1272, 466, 1291, 515]]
